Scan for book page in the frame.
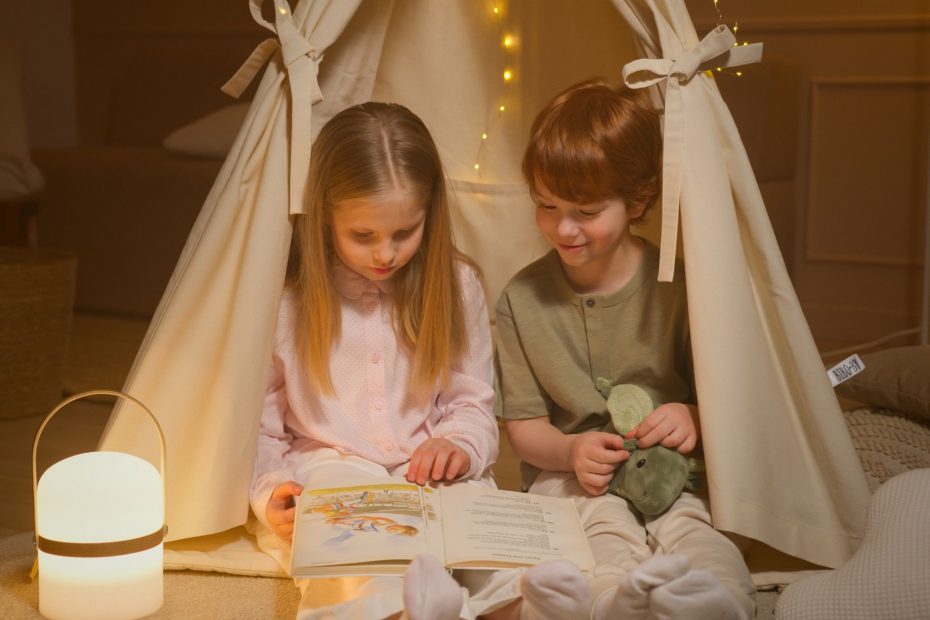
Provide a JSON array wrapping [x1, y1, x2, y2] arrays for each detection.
[[291, 480, 445, 576], [439, 485, 594, 570]]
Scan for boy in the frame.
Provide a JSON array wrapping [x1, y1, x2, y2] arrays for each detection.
[[495, 79, 755, 620]]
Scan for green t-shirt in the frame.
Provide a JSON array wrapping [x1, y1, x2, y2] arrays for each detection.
[[494, 240, 695, 486]]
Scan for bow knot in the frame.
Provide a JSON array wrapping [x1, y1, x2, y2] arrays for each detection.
[[622, 25, 762, 281], [221, 0, 322, 215]]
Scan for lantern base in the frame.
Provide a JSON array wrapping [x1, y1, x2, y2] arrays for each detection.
[[38, 548, 163, 620]]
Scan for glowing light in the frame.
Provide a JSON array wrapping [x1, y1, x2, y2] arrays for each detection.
[[733, 22, 739, 33], [735, 71, 743, 77], [503, 34, 515, 48], [37, 452, 164, 619], [493, 6, 500, 15], [503, 69, 513, 82], [278, 6, 287, 14], [474, 163, 480, 170], [499, 104, 506, 112], [481, 133, 488, 140]]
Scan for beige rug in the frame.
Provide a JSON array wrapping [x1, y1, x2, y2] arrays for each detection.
[[0, 532, 299, 619], [0, 529, 785, 619]]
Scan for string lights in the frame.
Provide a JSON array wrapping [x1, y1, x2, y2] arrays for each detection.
[[711, 1, 753, 77], [473, 2, 517, 178]]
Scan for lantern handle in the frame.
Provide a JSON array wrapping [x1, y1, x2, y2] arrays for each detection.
[[31, 390, 167, 552]]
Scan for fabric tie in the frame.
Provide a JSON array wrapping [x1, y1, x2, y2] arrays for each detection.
[[222, 0, 322, 215], [622, 25, 762, 281]]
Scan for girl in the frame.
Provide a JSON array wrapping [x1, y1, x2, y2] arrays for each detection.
[[250, 102, 589, 620]]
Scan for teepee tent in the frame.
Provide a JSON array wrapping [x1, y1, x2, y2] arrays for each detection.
[[99, 0, 871, 576]]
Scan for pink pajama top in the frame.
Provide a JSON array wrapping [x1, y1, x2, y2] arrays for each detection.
[[250, 260, 498, 528]]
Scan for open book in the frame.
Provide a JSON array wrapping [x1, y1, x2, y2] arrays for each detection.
[[291, 477, 594, 577]]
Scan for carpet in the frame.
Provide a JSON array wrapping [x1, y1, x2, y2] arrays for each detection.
[[0, 532, 299, 619]]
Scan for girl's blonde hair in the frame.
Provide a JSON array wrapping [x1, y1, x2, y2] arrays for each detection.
[[291, 102, 469, 395]]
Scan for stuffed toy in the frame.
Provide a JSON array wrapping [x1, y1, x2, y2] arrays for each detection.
[[595, 378, 704, 516]]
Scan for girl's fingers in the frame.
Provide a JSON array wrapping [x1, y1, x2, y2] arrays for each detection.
[[445, 450, 468, 480], [430, 449, 451, 481], [406, 450, 422, 482]]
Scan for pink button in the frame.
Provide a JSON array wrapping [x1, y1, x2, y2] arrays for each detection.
[[374, 400, 384, 411], [371, 353, 381, 364]]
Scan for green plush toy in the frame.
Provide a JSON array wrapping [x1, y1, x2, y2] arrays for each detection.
[[595, 378, 704, 516]]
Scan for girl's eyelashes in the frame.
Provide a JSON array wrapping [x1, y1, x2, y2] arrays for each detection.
[[352, 231, 374, 241], [393, 228, 415, 240]]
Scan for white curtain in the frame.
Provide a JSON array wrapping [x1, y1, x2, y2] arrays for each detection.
[[98, 0, 394, 541], [611, 0, 871, 569]]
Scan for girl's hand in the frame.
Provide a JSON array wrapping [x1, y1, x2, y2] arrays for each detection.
[[627, 403, 700, 454], [569, 432, 629, 496], [265, 481, 303, 542], [406, 438, 471, 486]]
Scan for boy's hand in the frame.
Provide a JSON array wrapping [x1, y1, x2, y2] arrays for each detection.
[[265, 481, 303, 542], [406, 438, 471, 486], [569, 432, 629, 496], [627, 403, 699, 454]]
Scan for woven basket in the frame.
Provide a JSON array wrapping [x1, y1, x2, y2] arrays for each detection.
[[0, 246, 77, 419]]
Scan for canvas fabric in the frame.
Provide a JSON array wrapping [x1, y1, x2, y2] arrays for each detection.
[[610, 0, 871, 569]]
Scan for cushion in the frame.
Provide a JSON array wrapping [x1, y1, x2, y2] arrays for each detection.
[[843, 407, 930, 492], [162, 103, 249, 159], [775, 468, 930, 620], [835, 346, 930, 420], [164, 524, 287, 578]]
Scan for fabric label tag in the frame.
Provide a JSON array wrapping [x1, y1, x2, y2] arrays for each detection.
[[827, 354, 866, 387]]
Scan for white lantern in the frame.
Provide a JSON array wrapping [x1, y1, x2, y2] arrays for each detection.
[[33, 390, 166, 620]]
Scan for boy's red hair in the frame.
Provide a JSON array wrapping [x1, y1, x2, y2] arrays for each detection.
[[522, 79, 661, 222]]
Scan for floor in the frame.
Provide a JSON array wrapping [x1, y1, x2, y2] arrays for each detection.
[[0, 311, 524, 536]]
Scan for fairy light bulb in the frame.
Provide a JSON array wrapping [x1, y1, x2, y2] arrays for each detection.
[[503, 69, 513, 82], [481, 133, 488, 140], [493, 6, 500, 15], [503, 34, 515, 48], [474, 163, 480, 170], [499, 104, 506, 112]]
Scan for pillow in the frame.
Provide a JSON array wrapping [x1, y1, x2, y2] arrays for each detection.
[[162, 103, 249, 159], [834, 346, 930, 420], [775, 468, 930, 620]]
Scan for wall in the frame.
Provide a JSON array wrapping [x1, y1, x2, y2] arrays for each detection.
[[0, 0, 78, 147], [690, 0, 930, 351]]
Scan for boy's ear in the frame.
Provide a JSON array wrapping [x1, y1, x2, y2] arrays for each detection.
[[628, 200, 647, 221]]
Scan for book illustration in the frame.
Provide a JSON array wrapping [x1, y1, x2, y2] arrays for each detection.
[[300, 483, 435, 551], [291, 478, 594, 577]]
